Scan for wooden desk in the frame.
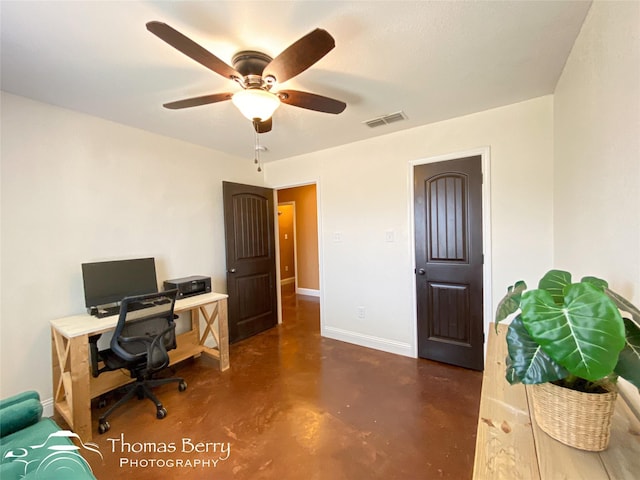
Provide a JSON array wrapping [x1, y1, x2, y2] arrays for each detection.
[[50, 292, 229, 442], [473, 323, 640, 479]]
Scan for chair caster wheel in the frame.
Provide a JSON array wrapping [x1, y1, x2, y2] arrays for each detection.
[[98, 421, 110, 434], [178, 381, 187, 392], [157, 407, 167, 419]]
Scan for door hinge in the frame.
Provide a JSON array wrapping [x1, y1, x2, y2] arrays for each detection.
[[483, 332, 486, 344]]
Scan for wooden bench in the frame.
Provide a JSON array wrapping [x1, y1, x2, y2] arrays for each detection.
[[473, 323, 640, 479]]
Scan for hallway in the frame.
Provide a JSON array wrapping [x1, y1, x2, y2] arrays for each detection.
[[78, 290, 483, 479]]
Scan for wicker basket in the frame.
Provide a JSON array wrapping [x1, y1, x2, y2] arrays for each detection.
[[530, 381, 617, 451]]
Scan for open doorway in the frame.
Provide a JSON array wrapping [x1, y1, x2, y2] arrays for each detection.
[[276, 184, 320, 326]]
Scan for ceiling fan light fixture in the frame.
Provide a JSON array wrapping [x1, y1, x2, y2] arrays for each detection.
[[232, 89, 281, 122]]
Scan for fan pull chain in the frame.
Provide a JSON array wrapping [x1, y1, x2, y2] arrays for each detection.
[[254, 130, 262, 172]]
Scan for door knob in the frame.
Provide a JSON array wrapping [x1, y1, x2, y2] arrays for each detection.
[[229, 268, 236, 273], [417, 268, 426, 275]]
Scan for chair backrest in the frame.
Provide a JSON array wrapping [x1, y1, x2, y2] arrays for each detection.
[[110, 289, 179, 373]]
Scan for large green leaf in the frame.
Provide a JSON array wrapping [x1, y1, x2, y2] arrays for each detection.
[[506, 315, 568, 384], [495, 281, 527, 328], [615, 318, 640, 388], [520, 283, 625, 381], [581, 276, 608, 292], [538, 270, 571, 304]]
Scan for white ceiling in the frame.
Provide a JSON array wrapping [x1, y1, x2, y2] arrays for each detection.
[[1, 1, 592, 162]]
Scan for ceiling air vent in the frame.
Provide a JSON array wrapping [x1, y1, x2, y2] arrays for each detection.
[[364, 111, 407, 128]]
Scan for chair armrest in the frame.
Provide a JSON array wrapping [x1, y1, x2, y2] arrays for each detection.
[[146, 324, 176, 371], [89, 334, 102, 377], [0, 391, 40, 410], [0, 398, 43, 438]]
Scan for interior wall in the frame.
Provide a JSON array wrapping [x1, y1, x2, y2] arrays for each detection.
[[277, 204, 295, 282], [0, 92, 262, 400], [277, 184, 320, 292], [553, 0, 640, 408], [554, 0, 640, 301], [265, 96, 554, 357]]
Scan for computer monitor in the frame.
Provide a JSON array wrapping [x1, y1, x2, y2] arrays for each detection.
[[81, 257, 158, 308]]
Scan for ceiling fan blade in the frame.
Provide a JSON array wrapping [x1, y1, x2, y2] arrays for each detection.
[[253, 117, 273, 133], [146, 21, 240, 80], [278, 90, 346, 114], [163, 93, 233, 110], [263, 29, 335, 84]]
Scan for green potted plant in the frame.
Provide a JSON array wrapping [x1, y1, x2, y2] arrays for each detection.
[[495, 269, 640, 451]]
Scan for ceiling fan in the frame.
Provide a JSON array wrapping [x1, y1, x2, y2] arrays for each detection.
[[146, 21, 347, 133]]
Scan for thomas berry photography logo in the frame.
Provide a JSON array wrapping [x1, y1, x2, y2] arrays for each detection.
[[107, 433, 231, 469], [3, 430, 102, 479]]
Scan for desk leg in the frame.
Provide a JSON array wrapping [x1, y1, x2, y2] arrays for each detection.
[[51, 328, 92, 442], [218, 298, 229, 371], [195, 299, 230, 371]]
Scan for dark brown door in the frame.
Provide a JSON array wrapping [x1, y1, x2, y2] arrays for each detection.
[[414, 156, 484, 370], [223, 182, 278, 343]]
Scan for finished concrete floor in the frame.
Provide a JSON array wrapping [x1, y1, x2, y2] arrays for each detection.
[[71, 288, 482, 479]]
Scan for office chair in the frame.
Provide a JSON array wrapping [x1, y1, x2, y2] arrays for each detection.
[[95, 289, 187, 434]]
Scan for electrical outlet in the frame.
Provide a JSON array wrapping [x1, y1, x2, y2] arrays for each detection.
[[385, 230, 395, 242], [285, 265, 289, 272], [357, 306, 366, 319], [333, 232, 343, 242]]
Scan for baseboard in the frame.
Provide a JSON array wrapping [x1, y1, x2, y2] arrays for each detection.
[[42, 397, 54, 418], [296, 288, 320, 297], [322, 326, 414, 358], [280, 277, 295, 286]]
